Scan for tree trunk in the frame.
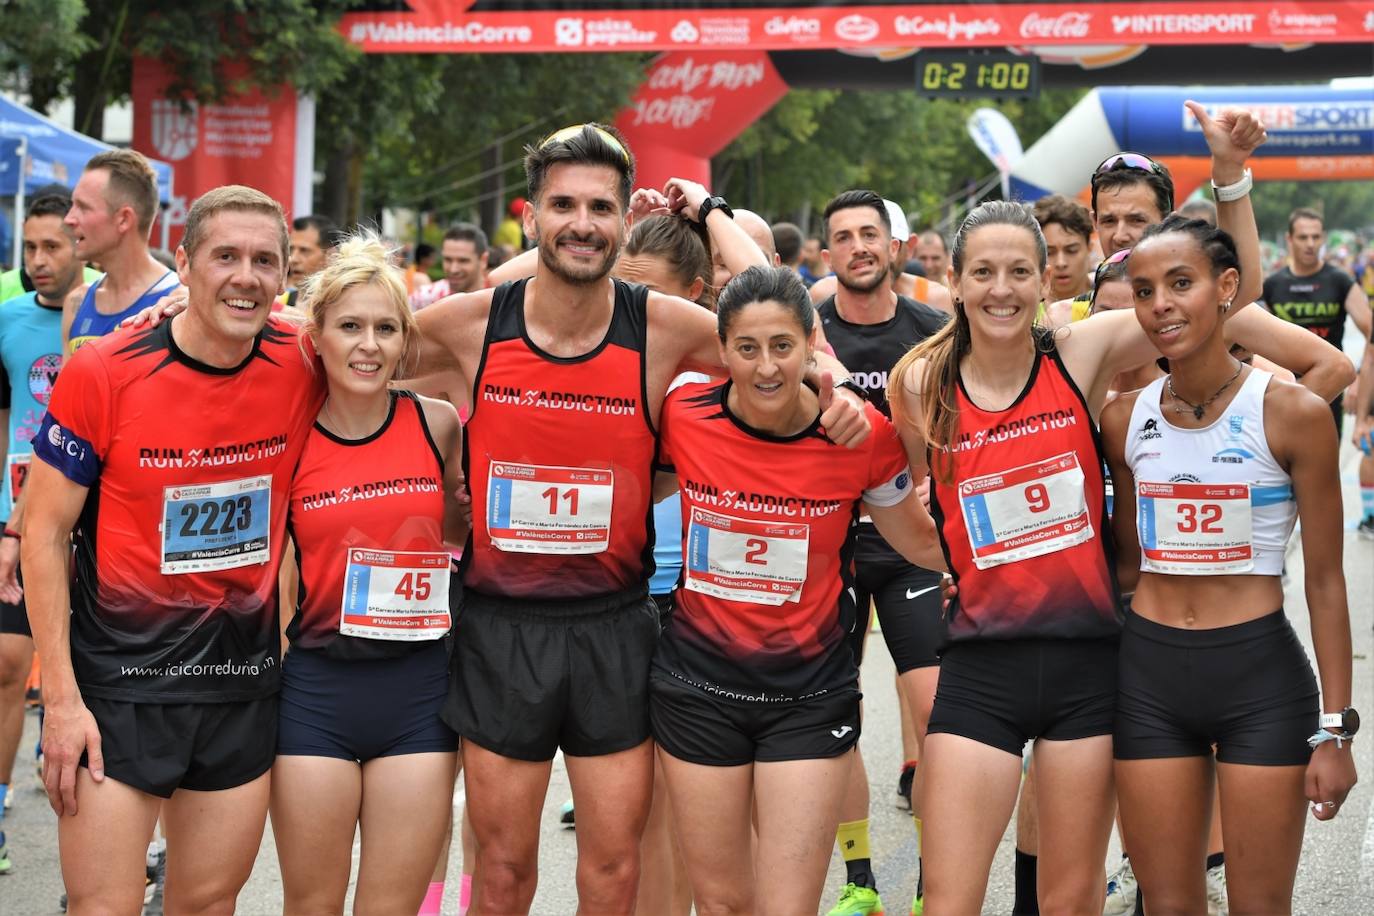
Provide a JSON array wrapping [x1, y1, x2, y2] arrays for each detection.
[[478, 142, 502, 240], [321, 143, 353, 225]]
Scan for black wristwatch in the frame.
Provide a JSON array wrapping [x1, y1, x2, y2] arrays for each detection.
[[833, 378, 866, 401], [1320, 707, 1361, 738], [697, 196, 733, 225]]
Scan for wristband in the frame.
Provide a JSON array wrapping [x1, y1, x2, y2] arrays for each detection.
[[3, 528, 19, 540], [1211, 168, 1253, 203], [1308, 729, 1349, 751]]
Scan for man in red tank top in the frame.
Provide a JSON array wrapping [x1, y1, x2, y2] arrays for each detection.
[[412, 124, 874, 914]]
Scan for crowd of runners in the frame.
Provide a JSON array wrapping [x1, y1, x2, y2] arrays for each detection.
[[0, 97, 1367, 916]]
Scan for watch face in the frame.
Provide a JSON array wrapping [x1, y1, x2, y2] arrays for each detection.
[[1345, 707, 1360, 736]]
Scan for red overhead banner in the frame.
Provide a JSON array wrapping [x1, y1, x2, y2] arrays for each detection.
[[341, 2, 1374, 53]]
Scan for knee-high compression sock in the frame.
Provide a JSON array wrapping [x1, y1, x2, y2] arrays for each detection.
[[837, 818, 876, 889], [419, 881, 444, 915], [913, 814, 924, 899], [1012, 848, 1039, 915]]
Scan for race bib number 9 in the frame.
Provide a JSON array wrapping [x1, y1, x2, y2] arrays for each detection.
[[959, 452, 1092, 570], [161, 476, 271, 574], [340, 549, 452, 640], [685, 506, 809, 606], [7, 453, 30, 505], [487, 461, 613, 554], [1136, 481, 1253, 575]]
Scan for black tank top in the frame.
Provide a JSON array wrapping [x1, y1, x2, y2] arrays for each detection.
[[818, 294, 948, 566]]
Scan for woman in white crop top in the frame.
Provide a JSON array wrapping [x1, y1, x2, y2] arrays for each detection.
[[1101, 215, 1356, 915]]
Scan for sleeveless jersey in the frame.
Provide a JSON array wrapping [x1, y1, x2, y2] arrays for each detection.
[[1125, 370, 1294, 577], [69, 271, 180, 353], [656, 381, 911, 702], [287, 391, 451, 659], [462, 278, 657, 599], [0, 292, 63, 518], [34, 317, 324, 701], [649, 371, 713, 596], [1261, 265, 1355, 351], [930, 345, 1120, 642], [818, 293, 947, 567]]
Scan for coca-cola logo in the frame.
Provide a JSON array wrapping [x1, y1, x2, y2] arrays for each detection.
[[1020, 11, 1092, 40], [835, 14, 880, 43]]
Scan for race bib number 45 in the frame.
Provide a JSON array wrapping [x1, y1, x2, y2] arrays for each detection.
[[161, 475, 271, 574], [341, 549, 452, 640], [959, 452, 1092, 570], [1136, 481, 1253, 575], [685, 507, 809, 606], [487, 461, 613, 554]]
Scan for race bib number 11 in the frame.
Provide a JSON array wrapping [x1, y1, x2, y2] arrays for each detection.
[[959, 452, 1092, 570], [487, 461, 613, 554]]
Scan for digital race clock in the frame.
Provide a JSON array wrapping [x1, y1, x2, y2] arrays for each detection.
[[915, 51, 1040, 99]]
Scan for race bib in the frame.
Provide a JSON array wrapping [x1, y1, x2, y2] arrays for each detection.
[[160, 475, 271, 574], [487, 462, 613, 554], [1136, 481, 1253, 575], [340, 549, 452, 640], [958, 452, 1092, 570], [685, 506, 809, 606], [7, 453, 30, 505]]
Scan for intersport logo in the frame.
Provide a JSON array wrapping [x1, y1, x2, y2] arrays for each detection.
[[835, 14, 879, 43], [1020, 11, 1092, 40]]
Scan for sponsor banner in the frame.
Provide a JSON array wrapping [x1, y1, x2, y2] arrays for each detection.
[[131, 57, 304, 249], [341, 3, 1374, 53]]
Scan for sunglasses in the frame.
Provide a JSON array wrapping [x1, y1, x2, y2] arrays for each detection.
[[1089, 247, 1132, 313], [1093, 152, 1168, 178], [540, 124, 631, 167]]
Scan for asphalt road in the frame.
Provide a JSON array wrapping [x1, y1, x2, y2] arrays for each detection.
[[2, 441, 1371, 915]]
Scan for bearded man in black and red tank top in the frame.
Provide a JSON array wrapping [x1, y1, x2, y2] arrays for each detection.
[[410, 123, 876, 915]]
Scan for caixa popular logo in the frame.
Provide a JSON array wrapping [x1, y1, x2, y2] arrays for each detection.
[[554, 18, 584, 47], [834, 14, 879, 43], [150, 98, 198, 162]]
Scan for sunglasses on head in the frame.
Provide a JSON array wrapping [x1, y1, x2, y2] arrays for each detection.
[[540, 124, 631, 167], [1093, 152, 1168, 178]]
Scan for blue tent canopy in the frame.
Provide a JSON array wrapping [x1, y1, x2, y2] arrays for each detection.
[[0, 95, 173, 202]]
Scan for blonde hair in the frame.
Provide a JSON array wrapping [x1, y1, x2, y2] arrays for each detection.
[[181, 186, 288, 265], [86, 149, 159, 235], [299, 229, 417, 379]]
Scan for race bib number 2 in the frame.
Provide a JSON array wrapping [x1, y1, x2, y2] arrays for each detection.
[[685, 507, 809, 606], [340, 549, 452, 640], [959, 453, 1092, 570], [1136, 482, 1253, 575], [487, 462, 613, 554], [161, 476, 271, 574]]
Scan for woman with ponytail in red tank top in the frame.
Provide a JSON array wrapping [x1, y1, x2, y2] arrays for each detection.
[[270, 232, 465, 915]]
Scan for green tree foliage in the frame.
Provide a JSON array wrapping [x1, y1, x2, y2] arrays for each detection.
[[0, 0, 92, 113], [1249, 180, 1374, 239], [713, 87, 1087, 229]]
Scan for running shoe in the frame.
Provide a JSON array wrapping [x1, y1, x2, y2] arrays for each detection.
[[1102, 857, 1138, 916], [0, 830, 11, 874], [827, 882, 884, 916], [1205, 862, 1228, 916], [559, 799, 575, 828], [896, 762, 915, 810], [909, 870, 924, 915], [1358, 516, 1374, 540]]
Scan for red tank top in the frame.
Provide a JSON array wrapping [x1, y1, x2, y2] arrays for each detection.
[[930, 344, 1120, 641], [463, 279, 656, 599], [287, 391, 450, 659]]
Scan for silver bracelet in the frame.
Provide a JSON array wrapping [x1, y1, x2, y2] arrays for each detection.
[[1211, 168, 1253, 203]]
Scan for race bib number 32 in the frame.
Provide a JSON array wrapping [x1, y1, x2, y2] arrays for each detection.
[[161, 475, 271, 574], [685, 507, 809, 606], [1136, 481, 1253, 575], [487, 462, 613, 554], [959, 452, 1092, 570], [340, 549, 452, 640]]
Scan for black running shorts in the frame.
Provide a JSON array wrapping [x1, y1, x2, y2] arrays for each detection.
[[1115, 610, 1318, 766], [0, 565, 29, 637], [443, 586, 659, 762], [927, 637, 1117, 756], [277, 639, 457, 762], [79, 694, 277, 798], [853, 556, 944, 672], [650, 672, 861, 766]]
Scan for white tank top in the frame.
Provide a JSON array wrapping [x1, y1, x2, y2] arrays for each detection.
[[1124, 369, 1294, 577]]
